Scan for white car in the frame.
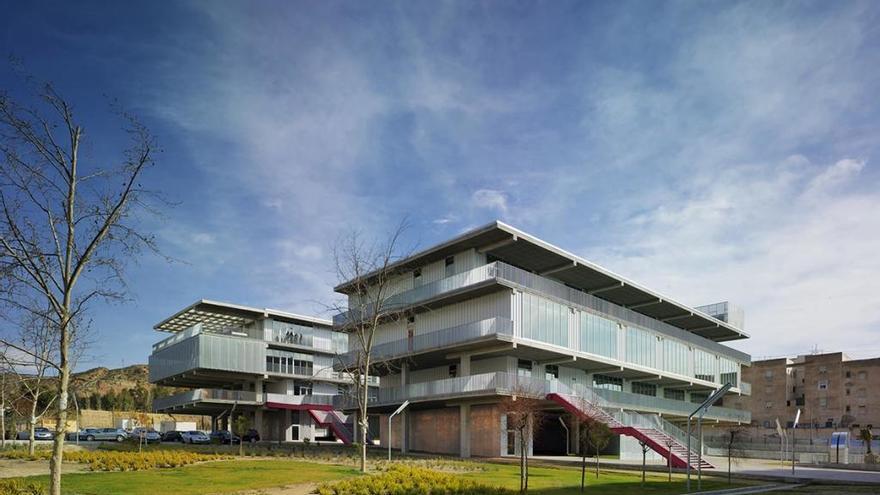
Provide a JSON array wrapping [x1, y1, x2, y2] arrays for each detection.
[[180, 430, 211, 444]]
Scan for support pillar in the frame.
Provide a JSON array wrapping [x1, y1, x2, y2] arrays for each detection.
[[255, 409, 264, 438], [400, 411, 409, 454], [460, 354, 471, 377], [460, 404, 471, 458], [573, 416, 581, 454]]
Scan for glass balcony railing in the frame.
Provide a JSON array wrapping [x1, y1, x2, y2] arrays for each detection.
[[336, 317, 513, 369]]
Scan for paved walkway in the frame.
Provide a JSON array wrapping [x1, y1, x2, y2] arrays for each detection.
[[527, 455, 880, 485]]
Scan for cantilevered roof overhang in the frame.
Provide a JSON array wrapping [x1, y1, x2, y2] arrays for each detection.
[[154, 299, 332, 333], [335, 221, 748, 342]]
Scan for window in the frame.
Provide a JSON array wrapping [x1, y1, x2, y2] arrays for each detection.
[[846, 405, 851, 413], [764, 370, 774, 380], [663, 389, 685, 401], [663, 339, 689, 376], [626, 326, 657, 368], [517, 359, 532, 377], [858, 371, 867, 380], [764, 401, 773, 409], [632, 382, 657, 397], [819, 366, 827, 373], [592, 374, 622, 391], [449, 364, 457, 378], [819, 398, 828, 408], [545, 364, 559, 380], [579, 312, 617, 359], [413, 268, 421, 281], [818, 380, 829, 390], [846, 371, 852, 378], [445, 256, 455, 276], [694, 350, 716, 383], [846, 389, 851, 396], [407, 316, 415, 324], [521, 293, 568, 347]]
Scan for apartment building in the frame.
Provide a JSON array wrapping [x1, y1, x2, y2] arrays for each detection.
[[726, 352, 880, 429], [148, 300, 367, 443], [334, 221, 752, 464]]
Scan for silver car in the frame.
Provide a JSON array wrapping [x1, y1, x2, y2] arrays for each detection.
[[81, 428, 128, 442], [129, 427, 162, 444], [180, 430, 211, 444]]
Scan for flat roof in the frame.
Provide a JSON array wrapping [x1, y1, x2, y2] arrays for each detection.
[[336, 221, 748, 342], [154, 299, 332, 333]]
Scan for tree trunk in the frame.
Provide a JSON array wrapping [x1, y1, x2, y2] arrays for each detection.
[[580, 453, 586, 492], [728, 450, 732, 484], [28, 400, 37, 456], [0, 397, 5, 449], [519, 430, 526, 493], [49, 316, 71, 495], [595, 446, 600, 478], [360, 371, 368, 473]]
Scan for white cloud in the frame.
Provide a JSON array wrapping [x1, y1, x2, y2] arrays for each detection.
[[472, 189, 508, 213]]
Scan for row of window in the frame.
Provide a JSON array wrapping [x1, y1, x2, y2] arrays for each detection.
[[518, 293, 740, 385]]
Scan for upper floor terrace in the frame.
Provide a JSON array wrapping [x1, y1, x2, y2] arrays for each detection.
[[334, 221, 748, 342]]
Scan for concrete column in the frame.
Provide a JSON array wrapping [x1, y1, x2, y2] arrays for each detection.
[[460, 354, 471, 377], [401, 362, 408, 385], [460, 404, 471, 458], [285, 409, 293, 441], [254, 409, 264, 438], [573, 416, 581, 454]]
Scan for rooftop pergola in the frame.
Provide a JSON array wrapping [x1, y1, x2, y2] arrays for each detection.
[[154, 299, 332, 333]]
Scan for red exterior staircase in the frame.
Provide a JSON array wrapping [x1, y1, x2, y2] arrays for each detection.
[[547, 392, 713, 469]]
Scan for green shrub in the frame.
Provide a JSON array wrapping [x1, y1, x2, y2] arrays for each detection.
[[0, 449, 231, 471], [0, 479, 45, 495], [317, 465, 511, 495]]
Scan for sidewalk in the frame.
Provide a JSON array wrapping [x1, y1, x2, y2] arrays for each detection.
[[526, 454, 880, 485]]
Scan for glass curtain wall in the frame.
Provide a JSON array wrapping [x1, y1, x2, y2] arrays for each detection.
[[579, 312, 618, 358], [625, 326, 657, 368], [521, 293, 568, 347]]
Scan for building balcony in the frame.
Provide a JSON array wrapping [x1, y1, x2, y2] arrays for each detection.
[[333, 261, 749, 366], [152, 389, 340, 413], [153, 388, 263, 413], [334, 317, 514, 371], [149, 331, 362, 387], [340, 371, 750, 424]]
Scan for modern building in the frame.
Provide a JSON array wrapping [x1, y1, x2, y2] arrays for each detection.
[[333, 221, 752, 464], [725, 352, 880, 430], [148, 300, 369, 443]]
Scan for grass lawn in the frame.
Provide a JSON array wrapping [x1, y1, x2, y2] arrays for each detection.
[[6, 455, 750, 495], [459, 461, 747, 495], [17, 459, 358, 495]]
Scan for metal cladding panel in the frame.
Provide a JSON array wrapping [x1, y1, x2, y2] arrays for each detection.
[[415, 291, 512, 335], [149, 336, 199, 382], [408, 365, 451, 384], [470, 356, 509, 374], [197, 334, 266, 375]]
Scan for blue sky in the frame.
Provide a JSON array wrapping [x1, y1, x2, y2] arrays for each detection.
[[2, 0, 879, 369]]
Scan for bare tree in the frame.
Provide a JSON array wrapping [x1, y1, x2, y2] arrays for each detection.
[[0, 75, 162, 494], [639, 440, 649, 486], [330, 222, 412, 473], [721, 427, 747, 484], [500, 384, 545, 493], [2, 314, 58, 455]]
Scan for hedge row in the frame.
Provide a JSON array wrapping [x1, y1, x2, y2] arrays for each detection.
[[317, 465, 511, 495], [0, 449, 230, 471]]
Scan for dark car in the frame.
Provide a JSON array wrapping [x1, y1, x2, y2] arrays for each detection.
[[17, 427, 54, 440], [241, 429, 260, 443], [161, 430, 184, 442], [210, 431, 240, 444]]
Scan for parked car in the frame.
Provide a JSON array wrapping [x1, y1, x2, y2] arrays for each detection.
[[129, 427, 162, 444], [81, 428, 128, 442], [209, 430, 240, 444], [161, 430, 184, 443], [180, 430, 211, 444], [241, 429, 261, 443], [75, 428, 100, 441], [16, 427, 54, 440]]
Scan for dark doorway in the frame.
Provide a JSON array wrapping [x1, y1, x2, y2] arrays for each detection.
[[533, 413, 567, 455]]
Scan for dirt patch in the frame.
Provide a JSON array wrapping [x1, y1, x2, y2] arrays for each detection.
[[0, 458, 90, 478], [227, 482, 317, 495]]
